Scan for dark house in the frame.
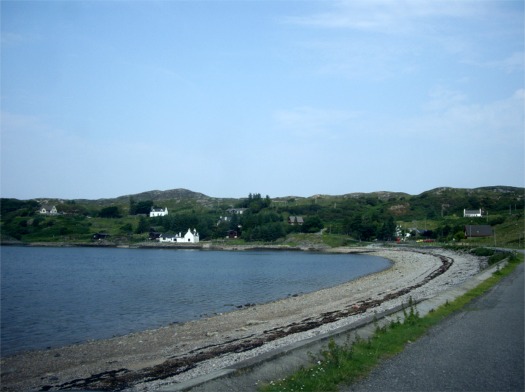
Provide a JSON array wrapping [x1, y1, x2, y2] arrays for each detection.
[[464, 225, 493, 238], [288, 216, 304, 225], [92, 232, 110, 240], [227, 230, 238, 239], [149, 230, 161, 240]]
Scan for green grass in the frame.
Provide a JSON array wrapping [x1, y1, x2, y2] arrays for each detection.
[[259, 252, 523, 392], [319, 234, 363, 248], [277, 233, 364, 248], [9, 215, 150, 243]]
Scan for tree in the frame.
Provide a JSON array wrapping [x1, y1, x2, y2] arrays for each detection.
[[99, 206, 121, 218], [243, 222, 286, 242], [138, 201, 154, 215], [237, 193, 272, 213], [130, 199, 153, 215], [377, 216, 396, 241], [345, 214, 375, 240], [302, 216, 323, 233], [347, 215, 363, 236], [136, 216, 149, 234], [129, 197, 136, 215], [120, 223, 133, 234]]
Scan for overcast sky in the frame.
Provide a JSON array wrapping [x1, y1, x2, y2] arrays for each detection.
[[1, 0, 524, 200]]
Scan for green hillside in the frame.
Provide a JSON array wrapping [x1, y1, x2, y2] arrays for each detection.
[[1, 186, 523, 248]]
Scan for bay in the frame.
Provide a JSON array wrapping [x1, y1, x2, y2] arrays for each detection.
[[0, 246, 390, 356]]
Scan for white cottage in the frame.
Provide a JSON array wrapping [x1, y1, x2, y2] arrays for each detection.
[[39, 205, 58, 215], [463, 209, 483, 218], [150, 207, 168, 217], [158, 228, 200, 243]]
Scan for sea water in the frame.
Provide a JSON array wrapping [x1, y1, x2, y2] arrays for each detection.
[[0, 246, 390, 356]]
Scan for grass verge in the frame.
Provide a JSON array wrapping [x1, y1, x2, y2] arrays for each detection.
[[259, 251, 523, 392]]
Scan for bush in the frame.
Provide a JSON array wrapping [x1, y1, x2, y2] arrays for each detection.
[[488, 216, 506, 226], [488, 252, 509, 265], [471, 247, 495, 257], [99, 206, 121, 218], [302, 216, 324, 233]]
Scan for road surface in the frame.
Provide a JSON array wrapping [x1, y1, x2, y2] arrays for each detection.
[[345, 262, 524, 392]]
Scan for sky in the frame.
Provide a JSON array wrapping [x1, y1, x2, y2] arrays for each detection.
[[1, 0, 524, 200]]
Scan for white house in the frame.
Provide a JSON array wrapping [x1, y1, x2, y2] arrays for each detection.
[[226, 208, 247, 215], [464, 209, 483, 218], [150, 207, 168, 217], [158, 228, 200, 243], [39, 205, 58, 215], [217, 216, 230, 226]]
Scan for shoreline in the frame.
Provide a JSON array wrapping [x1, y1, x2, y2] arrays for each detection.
[[0, 240, 371, 253], [0, 247, 482, 392]]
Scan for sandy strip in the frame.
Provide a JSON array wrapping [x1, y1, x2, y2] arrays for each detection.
[[0, 247, 481, 392]]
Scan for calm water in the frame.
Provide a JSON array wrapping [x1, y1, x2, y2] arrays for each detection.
[[0, 246, 390, 356]]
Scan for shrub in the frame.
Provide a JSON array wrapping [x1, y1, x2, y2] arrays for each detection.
[[488, 252, 508, 265], [471, 247, 494, 257]]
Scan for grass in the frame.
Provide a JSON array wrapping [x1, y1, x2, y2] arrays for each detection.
[[13, 215, 150, 244], [277, 233, 363, 248], [259, 251, 523, 392]]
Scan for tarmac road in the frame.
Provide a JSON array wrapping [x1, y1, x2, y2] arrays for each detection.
[[344, 262, 524, 392]]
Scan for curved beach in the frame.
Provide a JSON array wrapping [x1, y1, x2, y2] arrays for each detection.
[[0, 247, 482, 392]]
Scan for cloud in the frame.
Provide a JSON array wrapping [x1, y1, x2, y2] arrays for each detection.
[[273, 106, 358, 139], [402, 88, 524, 144], [280, 1, 508, 82], [423, 86, 468, 112], [283, 0, 481, 33], [486, 52, 525, 74]]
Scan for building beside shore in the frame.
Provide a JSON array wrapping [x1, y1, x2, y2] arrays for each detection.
[[158, 228, 199, 243], [464, 225, 492, 238]]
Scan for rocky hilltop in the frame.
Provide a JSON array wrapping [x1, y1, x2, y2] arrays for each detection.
[[32, 185, 523, 207]]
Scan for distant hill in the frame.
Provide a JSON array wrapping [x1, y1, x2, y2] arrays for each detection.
[[50, 185, 522, 220], [72, 188, 234, 208], [341, 191, 411, 201], [52, 185, 523, 208], [114, 188, 213, 203]]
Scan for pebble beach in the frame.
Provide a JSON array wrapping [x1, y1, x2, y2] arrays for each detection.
[[0, 247, 482, 392]]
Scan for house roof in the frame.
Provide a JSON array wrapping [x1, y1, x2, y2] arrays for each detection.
[[464, 209, 482, 214], [160, 232, 181, 239], [465, 225, 493, 237]]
